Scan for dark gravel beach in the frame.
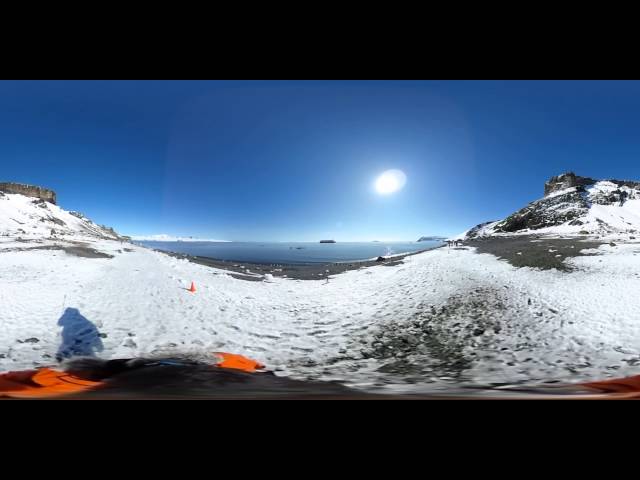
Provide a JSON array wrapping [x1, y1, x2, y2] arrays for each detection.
[[160, 246, 441, 281], [154, 235, 609, 280], [466, 235, 606, 271]]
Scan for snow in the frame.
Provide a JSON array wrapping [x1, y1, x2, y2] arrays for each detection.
[[131, 234, 230, 242], [2, 233, 640, 392], [450, 230, 470, 241], [3, 190, 640, 393], [587, 181, 622, 195], [545, 186, 578, 198], [0, 193, 118, 240]]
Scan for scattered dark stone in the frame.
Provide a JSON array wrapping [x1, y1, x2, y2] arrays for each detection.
[[404, 335, 419, 346], [376, 256, 386, 262], [99, 333, 108, 338], [47, 216, 66, 226], [548, 308, 558, 314], [62, 246, 113, 259], [23, 337, 40, 343], [466, 236, 605, 272], [473, 328, 485, 336], [527, 298, 532, 305], [127, 332, 135, 337], [609, 242, 617, 247]]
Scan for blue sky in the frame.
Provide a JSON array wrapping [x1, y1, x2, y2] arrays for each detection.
[[2, 80, 640, 241]]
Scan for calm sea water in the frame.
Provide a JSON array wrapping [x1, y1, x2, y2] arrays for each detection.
[[137, 240, 444, 264]]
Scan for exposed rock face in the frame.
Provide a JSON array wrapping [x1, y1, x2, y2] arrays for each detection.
[[543, 172, 596, 197], [494, 189, 590, 233], [543, 172, 640, 198], [0, 182, 56, 204]]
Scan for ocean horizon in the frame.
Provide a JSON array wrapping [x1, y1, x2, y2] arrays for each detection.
[[135, 240, 444, 264]]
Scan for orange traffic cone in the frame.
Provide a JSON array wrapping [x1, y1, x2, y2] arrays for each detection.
[[188, 281, 196, 293]]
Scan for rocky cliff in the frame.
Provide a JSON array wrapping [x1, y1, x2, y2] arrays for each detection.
[[0, 182, 56, 204]]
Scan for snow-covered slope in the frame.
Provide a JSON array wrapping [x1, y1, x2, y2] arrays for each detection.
[[0, 191, 121, 241], [465, 173, 640, 238]]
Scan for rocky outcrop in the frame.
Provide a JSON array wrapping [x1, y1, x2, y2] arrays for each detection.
[[465, 172, 640, 237], [0, 182, 56, 204], [543, 172, 640, 197], [543, 172, 596, 197], [494, 189, 590, 233]]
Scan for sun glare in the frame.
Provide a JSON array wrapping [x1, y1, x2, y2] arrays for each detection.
[[375, 169, 406, 195]]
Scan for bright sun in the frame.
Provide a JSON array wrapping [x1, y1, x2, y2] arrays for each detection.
[[375, 169, 407, 195]]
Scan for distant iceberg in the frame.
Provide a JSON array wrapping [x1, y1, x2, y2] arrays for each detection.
[[417, 236, 446, 242], [131, 234, 230, 242]]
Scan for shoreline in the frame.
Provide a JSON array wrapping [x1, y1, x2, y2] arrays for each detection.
[[145, 234, 613, 281], [152, 245, 443, 281]]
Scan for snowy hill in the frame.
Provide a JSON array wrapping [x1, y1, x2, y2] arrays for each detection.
[[0, 187, 121, 241], [465, 172, 640, 238]]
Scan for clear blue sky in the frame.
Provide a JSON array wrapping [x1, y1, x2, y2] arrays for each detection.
[[2, 80, 640, 241]]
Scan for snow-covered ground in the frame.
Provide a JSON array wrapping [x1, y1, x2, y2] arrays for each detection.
[[2, 234, 640, 393]]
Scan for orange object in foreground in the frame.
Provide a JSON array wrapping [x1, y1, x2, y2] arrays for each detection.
[[0, 368, 101, 398], [188, 282, 196, 293], [579, 375, 640, 395], [213, 352, 265, 372]]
